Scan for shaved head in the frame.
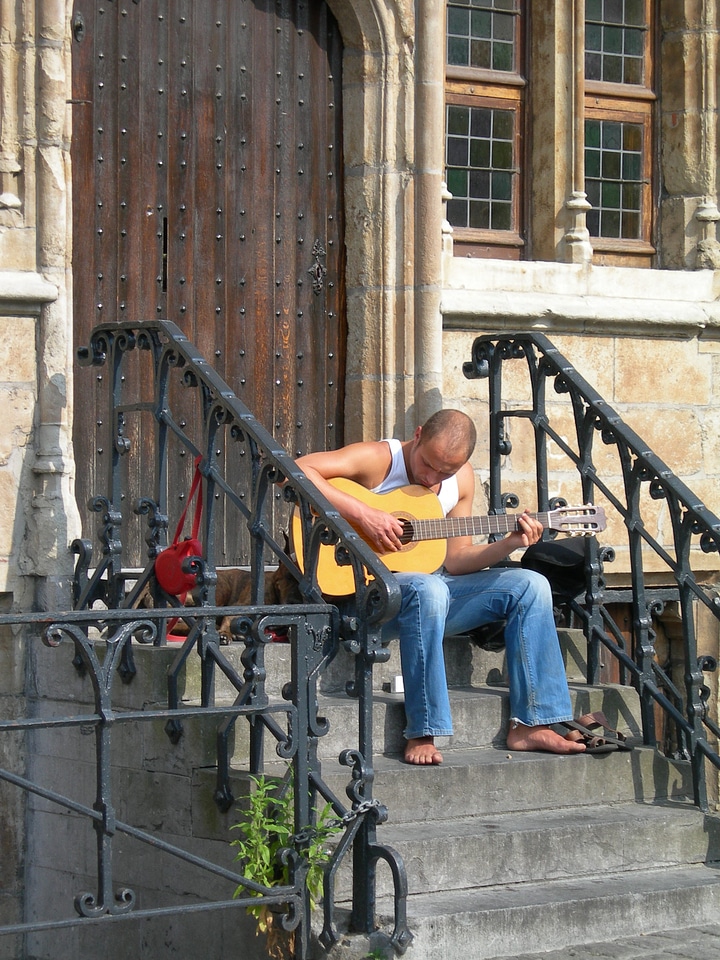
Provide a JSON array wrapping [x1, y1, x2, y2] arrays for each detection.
[[419, 409, 476, 462]]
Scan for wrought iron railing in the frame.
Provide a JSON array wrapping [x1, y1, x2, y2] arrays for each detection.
[[6, 322, 720, 957], [464, 331, 720, 811], [0, 320, 411, 958]]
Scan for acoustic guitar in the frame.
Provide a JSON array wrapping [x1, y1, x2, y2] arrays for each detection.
[[292, 478, 606, 596]]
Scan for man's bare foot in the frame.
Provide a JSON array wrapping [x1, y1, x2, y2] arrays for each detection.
[[404, 736, 443, 765], [506, 722, 586, 754]]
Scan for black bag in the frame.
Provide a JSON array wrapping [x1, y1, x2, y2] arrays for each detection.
[[520, 536, 588, 600]]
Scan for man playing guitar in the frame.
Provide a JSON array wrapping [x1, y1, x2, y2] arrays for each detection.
[[295, 408, 587, 765]]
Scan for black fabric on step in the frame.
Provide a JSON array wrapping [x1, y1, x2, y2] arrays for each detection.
[[466, 619, 507, 651], [521, 537, 589, 600]]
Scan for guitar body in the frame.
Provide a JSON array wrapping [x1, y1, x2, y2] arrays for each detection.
[[292, 479, 448, 596]]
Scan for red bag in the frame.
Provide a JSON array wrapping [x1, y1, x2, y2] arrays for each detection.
[[155, 459, 203, 598]]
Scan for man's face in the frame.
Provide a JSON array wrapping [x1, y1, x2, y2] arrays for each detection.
[[408, 430, 466, 489]]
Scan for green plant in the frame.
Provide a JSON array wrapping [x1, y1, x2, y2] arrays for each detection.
[[230, 769, 342, 955]]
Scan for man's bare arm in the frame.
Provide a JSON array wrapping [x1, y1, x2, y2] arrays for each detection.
[[443, 464, 543, 575], [295, 443, 405, 552]]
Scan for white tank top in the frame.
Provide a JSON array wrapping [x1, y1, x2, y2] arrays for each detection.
[[372, 438, 459, 516]]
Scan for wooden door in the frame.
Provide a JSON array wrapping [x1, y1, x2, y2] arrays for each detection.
[[71, 0, 345, 564]]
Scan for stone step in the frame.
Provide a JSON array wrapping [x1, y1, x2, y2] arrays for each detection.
[[31, 631, 584, 736], [353, 864, 720, 960], [310, 681, 641, 761], [194, 681, 643, 784], [338, 801, 720, 900], [30, 636, 641, 795], [323, 744, 693, 823], [37, 631, 612, 778], [38, 625, 588, 718], [192, 741, 695, 845], [320, 626, 588, 695]]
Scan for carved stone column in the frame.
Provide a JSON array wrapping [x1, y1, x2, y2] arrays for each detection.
[[0, 0, 22, 221], [563, 0, 593, 264], [412, 0, 445, 428], [329, 0, 412, 441], [694, 2, 720, 270], [659, 2, 720, 269], [25, 0, 82, 602], [529, 0, 591, 263]]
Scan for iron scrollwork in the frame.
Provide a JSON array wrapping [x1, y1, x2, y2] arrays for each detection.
[[464, 330, 720, 812], [70, 320, 408, 956]]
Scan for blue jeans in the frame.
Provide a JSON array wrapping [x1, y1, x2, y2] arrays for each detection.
[[383, 566, 573, 740]]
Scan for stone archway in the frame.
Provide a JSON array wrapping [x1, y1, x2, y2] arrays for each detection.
[[324, 0, 447, 440]]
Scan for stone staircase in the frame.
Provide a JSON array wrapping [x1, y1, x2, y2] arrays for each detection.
[[192, 625, 720, 959], [316, 631, 720, 960], [29, 624, 720, 960]]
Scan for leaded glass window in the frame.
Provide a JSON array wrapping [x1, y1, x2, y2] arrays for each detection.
[[447, 0, 517, 72], [584, 0, 654, 254], [445, 0, 524, 256], [446, 105, 515, 230], [585, 119, 643, 239], [585, 0, 646, 84]]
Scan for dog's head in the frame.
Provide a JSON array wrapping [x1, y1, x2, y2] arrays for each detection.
[[266, 562, 303, 605]]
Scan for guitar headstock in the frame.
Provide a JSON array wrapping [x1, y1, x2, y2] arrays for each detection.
[[547, 504, 607, 535]]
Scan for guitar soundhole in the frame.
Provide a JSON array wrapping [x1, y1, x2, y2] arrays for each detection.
[[399, 519, 415, 547]]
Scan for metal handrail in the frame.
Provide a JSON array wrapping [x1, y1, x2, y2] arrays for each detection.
[[0, 320, 411, 957], [464, 332, 720, 810]]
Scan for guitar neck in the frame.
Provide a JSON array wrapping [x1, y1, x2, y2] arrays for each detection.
[[410, 512, 549, 543]]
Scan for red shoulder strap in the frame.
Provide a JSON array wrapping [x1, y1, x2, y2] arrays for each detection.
[[171, 456, 203, 544]]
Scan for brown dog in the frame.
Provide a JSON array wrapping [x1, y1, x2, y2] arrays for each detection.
[[136, 563, 302, 643], [214, 563, 302, 642]]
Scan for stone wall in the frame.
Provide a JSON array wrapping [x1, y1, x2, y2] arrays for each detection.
[[0, 1, 77, 951], [441, 258, 720, 579], [443, 319, 720, 575]]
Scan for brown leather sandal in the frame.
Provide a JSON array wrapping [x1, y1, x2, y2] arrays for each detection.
[[562, 711, 632, 753]]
